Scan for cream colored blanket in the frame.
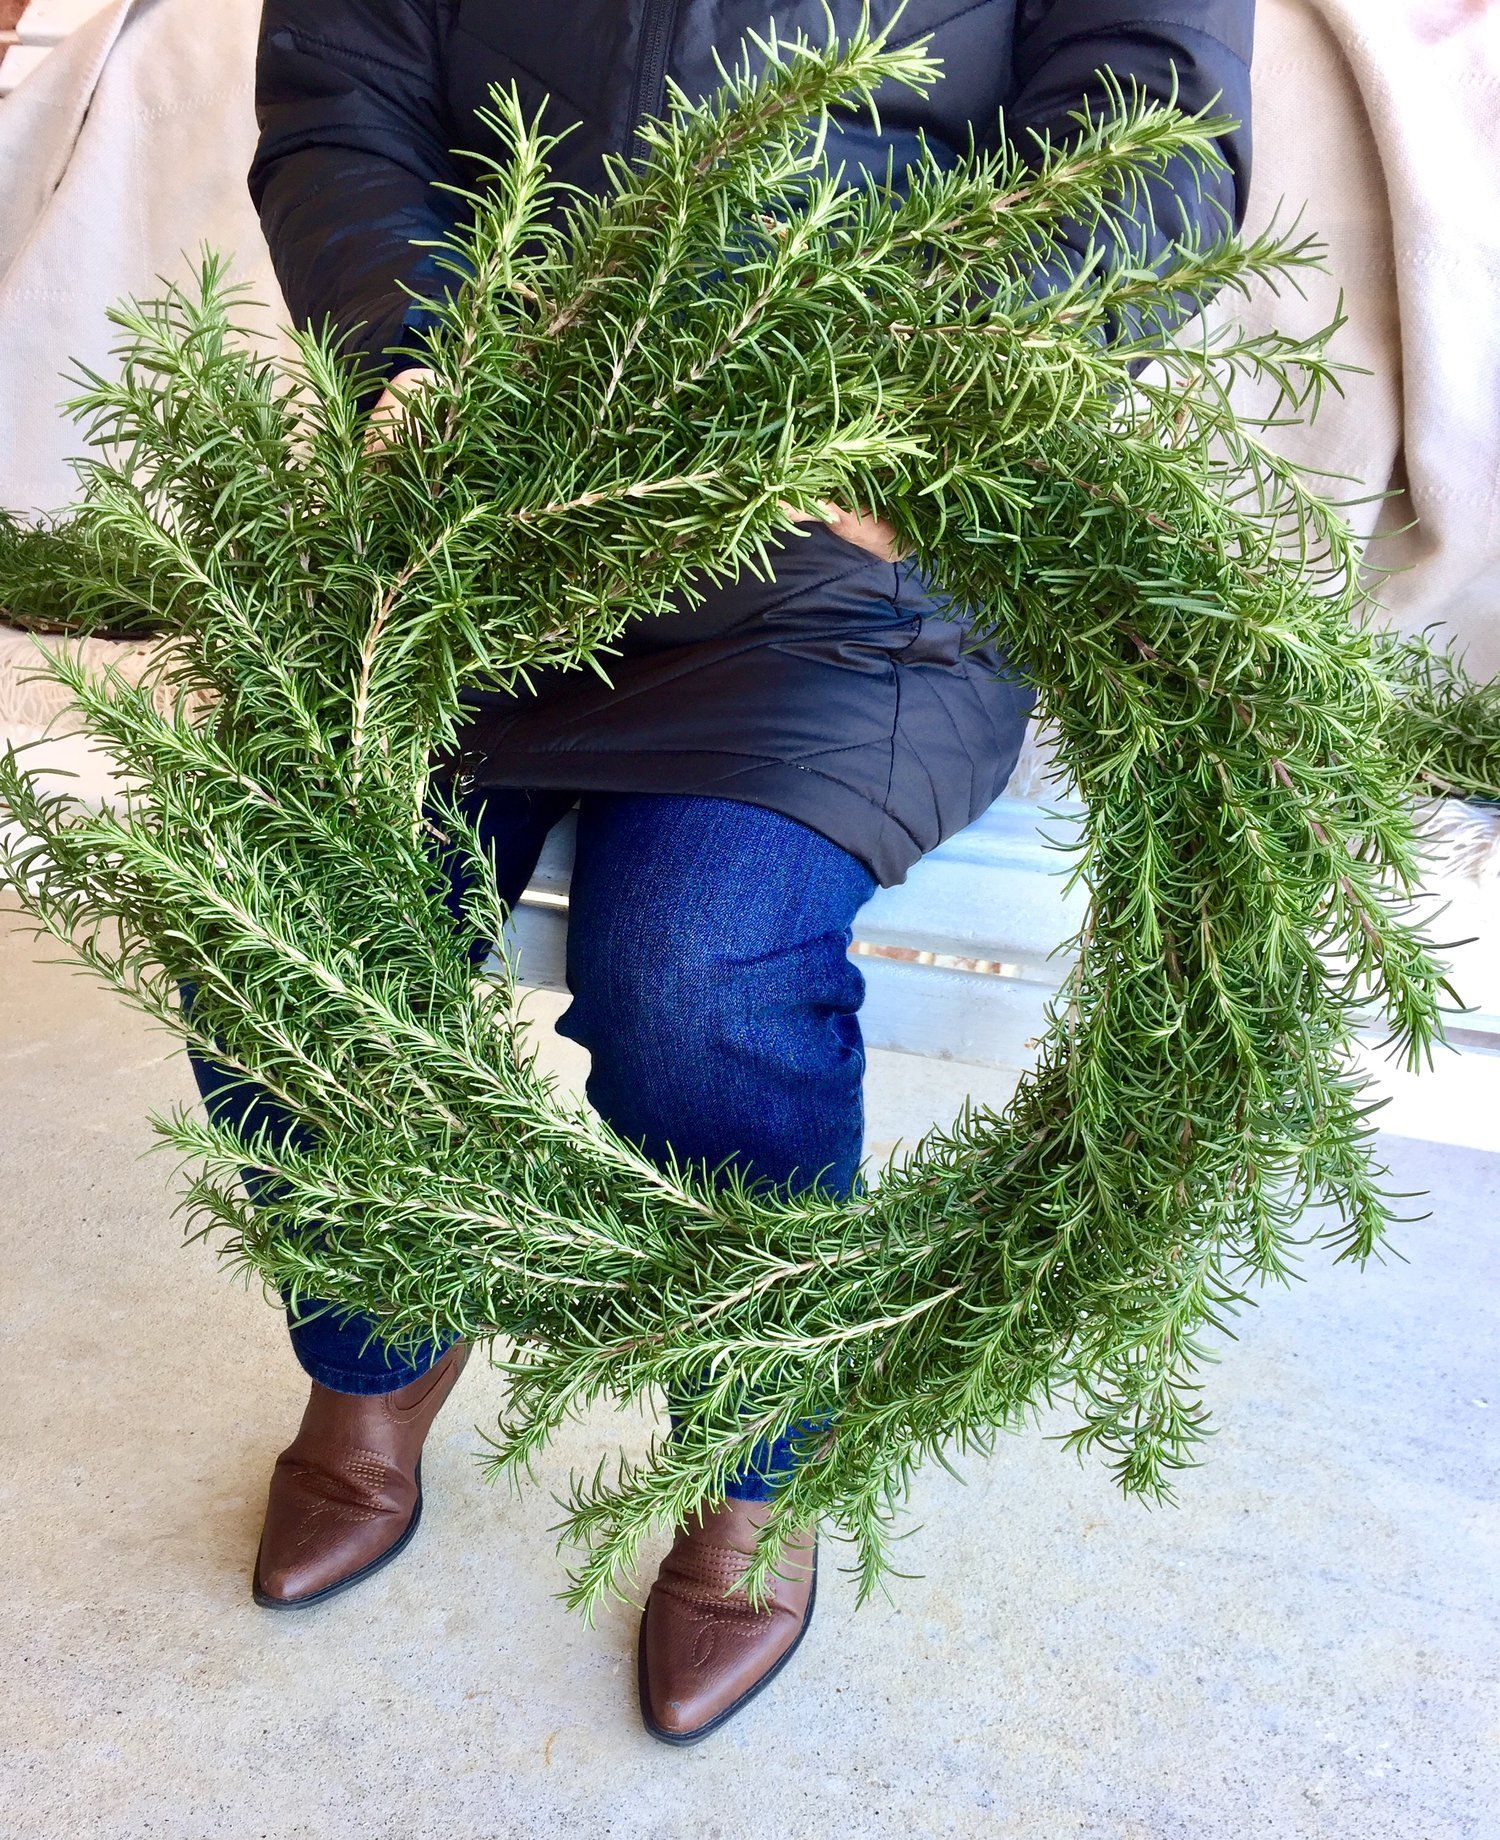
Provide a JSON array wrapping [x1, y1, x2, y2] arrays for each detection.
[[1, 0, 1497, 718]]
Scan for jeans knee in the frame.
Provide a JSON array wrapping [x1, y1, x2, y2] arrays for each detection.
[[558, 925, 867, 1191], [569, 920, 862, 1068]]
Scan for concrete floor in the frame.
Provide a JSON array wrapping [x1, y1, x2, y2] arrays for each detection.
[[2, 905, 1497, 1839]]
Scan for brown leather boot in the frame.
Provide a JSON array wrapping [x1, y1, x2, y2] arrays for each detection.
[[638, 1498, 817, 1744], [252, 1342, 470, 1608]]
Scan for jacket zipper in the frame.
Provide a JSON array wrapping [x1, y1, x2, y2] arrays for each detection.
[[625, 0, 685, 164]]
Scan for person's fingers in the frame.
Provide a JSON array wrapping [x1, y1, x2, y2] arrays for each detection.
[[810, 502, 907, 563], [364, 365, 438, 455], [778, 499, 905, 559], [778, 496, 842, 525], [835, 509, 906, 563]]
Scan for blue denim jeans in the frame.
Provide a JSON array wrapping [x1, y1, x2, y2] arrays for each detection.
[[186, 788, 876, 1499]]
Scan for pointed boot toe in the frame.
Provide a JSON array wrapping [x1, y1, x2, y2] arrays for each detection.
[[252, 1342, 469, 1609], [638, 1499, 817, 1744]]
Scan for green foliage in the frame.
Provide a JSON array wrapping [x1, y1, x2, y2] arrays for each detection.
[[0, 24, 1470, 1611], [1375, 628, 1500, 806], [0, 508, 164, 636]]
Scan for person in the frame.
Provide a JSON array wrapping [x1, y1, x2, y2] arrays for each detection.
[[202, 0, 1254, 1745]]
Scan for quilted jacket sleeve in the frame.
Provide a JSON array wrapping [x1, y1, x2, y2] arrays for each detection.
[[1007, 0, 1256, 333], [248, 0, 464, 380]]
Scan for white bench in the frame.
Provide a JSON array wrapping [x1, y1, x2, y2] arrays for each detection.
[[500, 791, 1500, 1073], [504, 796, 1089, 1072], [5, 628, 1499, 1112]]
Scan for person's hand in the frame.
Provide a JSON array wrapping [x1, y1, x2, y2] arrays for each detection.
[[364, 364, 438, 454], [782, 498, 907, 562]]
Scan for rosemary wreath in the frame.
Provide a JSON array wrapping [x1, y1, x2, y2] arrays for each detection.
[[0, 26, 1476, 1610]]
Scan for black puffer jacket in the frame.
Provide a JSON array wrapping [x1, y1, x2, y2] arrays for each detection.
[[250, 1, 1256, 885]]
